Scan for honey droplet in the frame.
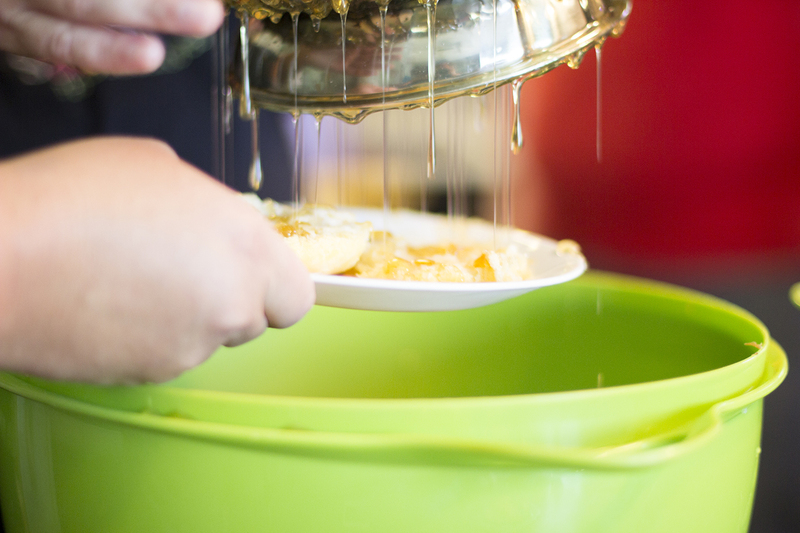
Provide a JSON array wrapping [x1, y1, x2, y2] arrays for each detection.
[[566, 50, 587, 70]]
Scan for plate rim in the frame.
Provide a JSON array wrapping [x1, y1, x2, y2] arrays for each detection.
[[310, 208, 588, 299]]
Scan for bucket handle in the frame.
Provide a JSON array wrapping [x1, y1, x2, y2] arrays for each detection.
[[4, 343, 787, 470]]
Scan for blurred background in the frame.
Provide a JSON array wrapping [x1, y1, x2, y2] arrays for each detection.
[[1, 1, 798, 531]]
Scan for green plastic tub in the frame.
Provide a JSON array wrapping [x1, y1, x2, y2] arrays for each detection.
[[0, 272, 787, 533]]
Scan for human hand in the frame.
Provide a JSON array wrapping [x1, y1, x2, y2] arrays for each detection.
[[0, 137, 315, 384], [0, 0, 224, 75]]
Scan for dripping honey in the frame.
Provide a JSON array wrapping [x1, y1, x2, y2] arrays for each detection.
[[226, 0, 613, 280]]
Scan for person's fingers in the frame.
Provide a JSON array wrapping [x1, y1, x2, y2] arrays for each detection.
[[220, 229, 313, 349], [262, 231, 316, 330], [25, 0, 225, 37], [1, 10, 166, 74], [0, 0, 224, 74]]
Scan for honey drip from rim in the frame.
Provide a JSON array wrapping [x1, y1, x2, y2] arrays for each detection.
[[248, 110, 263, 190], [291, 13, 301, 206], [340, 12, 349, 103], [595, 43, 603, 163], [380, 3, 390, 234], [424, 0, 438, 182], [237, 13, 254, 120], [510, 78, 524, 154]]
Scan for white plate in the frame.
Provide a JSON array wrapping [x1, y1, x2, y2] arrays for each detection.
[[311, 209, 587, 312]]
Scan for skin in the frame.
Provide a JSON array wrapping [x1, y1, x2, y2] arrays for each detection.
[[0, 0, 225, 74], [0, 138, 315, 384]]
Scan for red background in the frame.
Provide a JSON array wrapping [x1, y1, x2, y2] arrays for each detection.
[[513, 1, 800, 276]]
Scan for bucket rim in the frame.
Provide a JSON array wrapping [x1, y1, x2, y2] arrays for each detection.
[[0, 340, 786, 471], [0, 272, 774, 410]]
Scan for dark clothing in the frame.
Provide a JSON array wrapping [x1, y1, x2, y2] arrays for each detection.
[[0, 44, 293, 201]]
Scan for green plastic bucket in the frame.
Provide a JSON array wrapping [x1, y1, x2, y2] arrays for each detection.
[[0, 272, 787, 533]]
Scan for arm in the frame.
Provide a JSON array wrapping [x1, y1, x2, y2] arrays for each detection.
[[0, 137, 314, 384]]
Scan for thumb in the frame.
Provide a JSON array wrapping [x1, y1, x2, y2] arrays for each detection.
[[261, 229, 316, 329]]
